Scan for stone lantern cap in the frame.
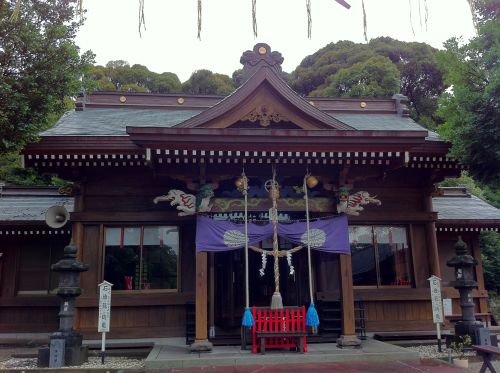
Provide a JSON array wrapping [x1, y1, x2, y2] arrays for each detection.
[[51, 241, 89, 273], [446, 236, 478, 267]]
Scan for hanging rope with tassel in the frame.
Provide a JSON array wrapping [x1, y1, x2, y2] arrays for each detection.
[[197, 0, 202, 40], [424, 0, 429, 31], [138, 0, 146, 37], [306, 0, 312, 39], [408, 0, 415, 36], [304, 173, 320, 334], [361, 0, 368, 42], [270, 165, 283, 309], [240, 170, 254, 328], [252, 0, 258, 38]]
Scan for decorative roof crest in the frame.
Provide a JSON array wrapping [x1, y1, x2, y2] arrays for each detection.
[[240, 43, 283, 82]]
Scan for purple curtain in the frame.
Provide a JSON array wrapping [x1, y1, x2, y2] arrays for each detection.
[[196, 215, 350, 254]]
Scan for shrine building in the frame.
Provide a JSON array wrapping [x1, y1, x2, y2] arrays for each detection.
[[1, 43, 499, 349]]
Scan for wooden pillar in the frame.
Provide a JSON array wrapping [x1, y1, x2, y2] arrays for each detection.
[[190, 251, 213, 351], [72, 183, 85, 330], [209, 252, 215, 338], [424, 194, 441, 277], [337, 254, 361, 347], [471, 236, 489, 315]]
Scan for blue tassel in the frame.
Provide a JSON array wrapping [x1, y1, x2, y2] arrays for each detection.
[[242, 307, 254, 327], [306, 303, 320, 328]]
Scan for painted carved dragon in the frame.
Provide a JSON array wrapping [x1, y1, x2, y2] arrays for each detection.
[[153, 184, 215, 216], [337, 191, 381, 216]]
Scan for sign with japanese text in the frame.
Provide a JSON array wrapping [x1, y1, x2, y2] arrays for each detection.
[[428, 275, 443, 323], [98, 281, 113, 332]]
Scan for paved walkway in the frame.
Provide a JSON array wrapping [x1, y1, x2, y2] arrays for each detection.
[[0, 335, 477, 372], [146, 339, 419, 370], [146, 360, 471, 372]]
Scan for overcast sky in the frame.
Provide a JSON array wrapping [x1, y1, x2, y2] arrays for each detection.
[[75, 0, 476, 82]]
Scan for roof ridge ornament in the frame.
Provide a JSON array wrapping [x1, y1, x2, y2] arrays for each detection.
[[240, 43, 284, 83], [392, 93, 410, 117]]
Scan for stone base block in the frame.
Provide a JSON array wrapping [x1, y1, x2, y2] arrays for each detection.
[[337, 334, 362, 348], [190, 339, 213, 353]]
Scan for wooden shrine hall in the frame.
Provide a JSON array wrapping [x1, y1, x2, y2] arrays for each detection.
[[4, 43, 498, 351]]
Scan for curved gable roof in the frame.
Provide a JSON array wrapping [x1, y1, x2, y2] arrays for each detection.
[[175, 65, 353, 130]]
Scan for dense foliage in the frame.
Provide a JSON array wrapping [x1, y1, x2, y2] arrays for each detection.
[[0, 0, 93, 154], [87, 61, 182, 93], [86, 63, 236, 96], [181, 69, 235, 96], [436, 0, 499, 188], [481, 232, 500, 293], [290, 38, 445, 127]]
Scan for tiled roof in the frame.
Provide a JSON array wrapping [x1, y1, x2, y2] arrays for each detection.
[[42, 109, 202, 136], [433, 194, 500, 222], [42, 109, 437, 137], [331, 114, 435, 137], [0, 188, 74, 222]]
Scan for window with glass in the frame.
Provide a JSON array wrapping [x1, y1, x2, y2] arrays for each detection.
[[349, 225, 411, 287], [104, 226, 179, 291]]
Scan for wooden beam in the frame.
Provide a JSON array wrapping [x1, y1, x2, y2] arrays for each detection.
[[424, 195, 441, 277], [471, 236, 489, 315], [209, 252, 215, 338], [337, 254, 360, 347], [190, 251, 213, 351]]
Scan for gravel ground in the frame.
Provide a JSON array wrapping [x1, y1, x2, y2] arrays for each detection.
[[0, 356, 145, 370], [407, 344, 500, 372]]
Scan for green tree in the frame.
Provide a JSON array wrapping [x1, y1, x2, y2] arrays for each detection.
[[290, 38, 445, 127], [182, 69, 235, 95], [481, 232, 500, 293], [311, 55, 400, 98], [436, 0, 499, 187], [0, 0, 94, 155], [86, 61, 182, 93]]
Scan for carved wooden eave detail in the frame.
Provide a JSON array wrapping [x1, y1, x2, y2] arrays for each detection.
[[243, 105, 289, 127]]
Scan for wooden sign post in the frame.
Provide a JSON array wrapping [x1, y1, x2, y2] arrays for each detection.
[[98, 281, 113, 364], [428, 275, 443, 352]]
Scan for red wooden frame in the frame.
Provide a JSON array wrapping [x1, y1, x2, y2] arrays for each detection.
[[251, 306, 308, 353]]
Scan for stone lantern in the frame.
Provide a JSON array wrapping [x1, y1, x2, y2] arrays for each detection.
[[446, 236, 483, 340], [38, 241, 89, 367]]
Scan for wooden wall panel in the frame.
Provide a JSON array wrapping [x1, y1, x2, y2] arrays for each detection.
[[0, 307, 58, 332], [363, 300, 433, 332], [76, 305, 185, 338], [438, 239, 457, 285]]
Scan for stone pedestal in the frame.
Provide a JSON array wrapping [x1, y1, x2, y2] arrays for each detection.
[[37, 333, 88, 367], [190, 339, 213, 352], [337, 335, 361, 348]]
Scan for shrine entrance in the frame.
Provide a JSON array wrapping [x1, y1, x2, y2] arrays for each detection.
[[213, 238, 310, 333]]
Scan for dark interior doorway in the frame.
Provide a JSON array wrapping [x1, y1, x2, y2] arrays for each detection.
[[214, 238, 310, 331]]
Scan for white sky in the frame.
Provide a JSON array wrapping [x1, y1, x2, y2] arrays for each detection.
[[75, 0, 476, 82]]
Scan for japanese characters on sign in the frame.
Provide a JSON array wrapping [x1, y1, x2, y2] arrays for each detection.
[[98, 281, 112, 333], [428, 275, 443, 323]]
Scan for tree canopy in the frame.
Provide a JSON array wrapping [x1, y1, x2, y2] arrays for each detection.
[[181, 69, 235, 96], [0, 0, 93, 154], [436, 0, 499, 187], [290, 38, 445, 127], [86, 61, 182, 94]]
